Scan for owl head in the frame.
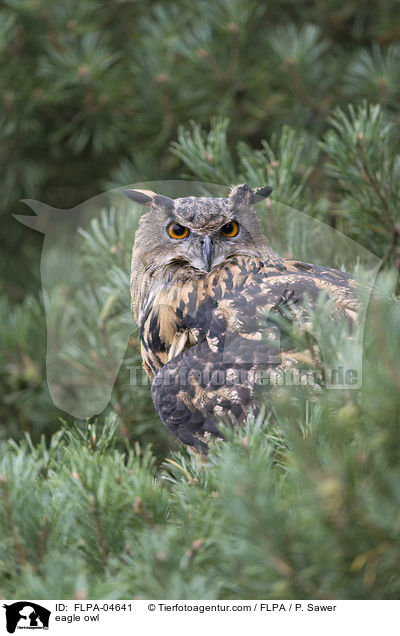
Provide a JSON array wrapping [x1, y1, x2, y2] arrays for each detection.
[[125, 184, 275, 277]]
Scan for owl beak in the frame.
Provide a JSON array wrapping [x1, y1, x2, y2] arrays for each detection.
[[201, 236, 213, 272]]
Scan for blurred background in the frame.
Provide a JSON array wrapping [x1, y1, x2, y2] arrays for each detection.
[[1, 0, 400, 451]]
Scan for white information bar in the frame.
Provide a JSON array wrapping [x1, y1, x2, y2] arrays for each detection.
[[2, 600, 397, 635]]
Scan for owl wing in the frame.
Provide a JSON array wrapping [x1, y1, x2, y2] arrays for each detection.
[[283, 258, 359, 316], [148, 256, 361, 453]]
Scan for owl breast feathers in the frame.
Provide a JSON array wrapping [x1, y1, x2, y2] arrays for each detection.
[[125, 184, 359, 454]]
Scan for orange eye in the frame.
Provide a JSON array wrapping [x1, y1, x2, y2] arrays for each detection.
[[221, 220, 239, 237], [168, 223, 189, 239]]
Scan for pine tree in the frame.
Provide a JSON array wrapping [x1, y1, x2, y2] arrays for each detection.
[[1, 0, 400, 600]]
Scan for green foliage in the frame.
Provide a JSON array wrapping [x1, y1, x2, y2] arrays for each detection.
[[345, 45, 400, 111], [1, 0, 400, 601], [1, 0, 400, 212], [1, 283, 400, 600], [321, 103, 400, 265], [171, 120, 318, 214], [172, 106, 400, 267], [0, 294, 61, 441]]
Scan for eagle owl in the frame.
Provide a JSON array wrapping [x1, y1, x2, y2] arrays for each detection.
[[125, 184, 358, 453]]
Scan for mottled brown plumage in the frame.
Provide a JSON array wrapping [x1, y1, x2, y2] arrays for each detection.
[[125, 184, 359, 453]]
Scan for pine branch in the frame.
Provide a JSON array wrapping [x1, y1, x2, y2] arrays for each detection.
[[0, 474, 28, 569]]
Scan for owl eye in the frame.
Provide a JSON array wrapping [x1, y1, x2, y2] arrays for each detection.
[[221, 220, 239, 237], [168, 223, 190, 239]]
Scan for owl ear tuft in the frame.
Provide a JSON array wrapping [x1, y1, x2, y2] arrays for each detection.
[[229, 183, 273, 205], [153, 194, 175, 210], [251, 186, 273, 203], [124, 189, 174, 210], [123, 189, 156, 205]]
